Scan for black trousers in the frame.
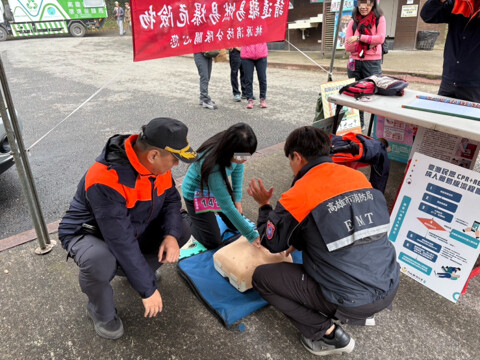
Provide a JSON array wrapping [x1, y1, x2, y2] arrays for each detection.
[[68, 218, 191, 322], [438, 80, 480, 103], [229, 49, 246, 96], [347, 59, 382, 126], [252, 262, 397, 341], [184, 197, 236, 249]]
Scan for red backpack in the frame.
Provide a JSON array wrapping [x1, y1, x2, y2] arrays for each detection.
[[338, 79, 377, 99]]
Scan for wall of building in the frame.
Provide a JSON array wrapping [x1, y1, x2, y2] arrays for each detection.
[[287, 0, 325, 51], [394, 0, 446, 49]]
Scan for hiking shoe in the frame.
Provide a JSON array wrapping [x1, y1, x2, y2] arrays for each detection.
[[87, 305, 124, 340], [233, 94, 241, 102], [202, 100, 218, 110], [246, 99, 254, 109], [260, 98, 267, 108], [365, 315, 376, 326], [300, 324, 355, 356]]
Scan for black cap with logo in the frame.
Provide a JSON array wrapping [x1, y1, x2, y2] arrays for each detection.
[[142, 117, 197, 163]]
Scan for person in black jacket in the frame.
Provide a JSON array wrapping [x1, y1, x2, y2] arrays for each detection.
[[58, 118, 197, 339], [248, 126, 399, 356], [421, 0, 480, 102]]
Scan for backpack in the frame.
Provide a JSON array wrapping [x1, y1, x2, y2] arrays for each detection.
[[352, 17, 388, 55], [367, 75, 409, 96], [338, 79, 377, 99]]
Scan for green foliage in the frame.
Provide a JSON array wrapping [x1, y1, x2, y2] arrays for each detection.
[[105, 0, 119, 20]]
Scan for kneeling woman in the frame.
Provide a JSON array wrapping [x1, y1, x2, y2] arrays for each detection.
[[182, 123, 259, 249]]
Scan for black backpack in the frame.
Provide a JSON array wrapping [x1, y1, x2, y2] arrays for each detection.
[[352, 18, 388, 55]]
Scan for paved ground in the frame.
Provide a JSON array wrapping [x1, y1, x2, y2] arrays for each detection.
[[2, 37, 479, 360], [1, 151, 479, 360]]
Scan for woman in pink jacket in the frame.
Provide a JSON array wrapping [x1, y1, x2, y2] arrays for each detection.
[[241, 43, 268, 109], [345, 0, 386, 128]]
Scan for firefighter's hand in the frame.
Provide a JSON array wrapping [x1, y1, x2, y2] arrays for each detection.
[[247, 178, 273, 207], [158, 235, 180, 263], [142, 290, 163, 318]]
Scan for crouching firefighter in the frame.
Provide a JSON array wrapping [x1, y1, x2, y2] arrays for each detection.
[[247, 126, 400, 357]]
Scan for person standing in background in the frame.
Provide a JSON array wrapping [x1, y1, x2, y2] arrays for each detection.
[[112, 1, 125, 36], [124, 2, 131, 34], [241, 43, 268, 109], [345, 0, 386, 130], [228, 47, 247, 102], [194, 52, 218, 110], [421, 0, 480, 103]]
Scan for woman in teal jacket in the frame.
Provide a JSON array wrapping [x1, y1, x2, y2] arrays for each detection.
[[182, 123, 259, 249]]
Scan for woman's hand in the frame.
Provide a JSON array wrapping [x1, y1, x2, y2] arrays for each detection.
[[346, 35, 360, 44], [234, 201, 243, 214], [251, 236, 261, 248]]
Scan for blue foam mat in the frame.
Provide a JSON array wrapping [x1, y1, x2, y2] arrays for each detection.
[[178, 247, 303, 330]]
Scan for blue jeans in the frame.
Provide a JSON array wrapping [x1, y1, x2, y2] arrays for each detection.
[[229, 49, 246, 96], [242, 57, 267, 100], [194, 53, 212, 102]]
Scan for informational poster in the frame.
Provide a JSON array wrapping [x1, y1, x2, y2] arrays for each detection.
[[389, 153, 480, 303], [322, 79, 361, 134], [330, 0, 354, 12], [401, 4, 418, 17], [372, 116, 417, 163], [334, 11, 352, 49], [131, 0, 290, 61], [410, 127, 480, 170]]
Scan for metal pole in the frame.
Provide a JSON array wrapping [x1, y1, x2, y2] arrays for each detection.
[[328, 0, 345, 82], [0, 56, 55, 254]]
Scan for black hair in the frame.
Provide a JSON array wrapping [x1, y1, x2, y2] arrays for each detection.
[[198, 123, 257, 197], [352, 0, 384, 20], [284, 126, 331, 161], [136, 126, 156, 151]]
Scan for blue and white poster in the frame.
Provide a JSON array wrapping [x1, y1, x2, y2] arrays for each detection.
[[389, 152, 480, 303]]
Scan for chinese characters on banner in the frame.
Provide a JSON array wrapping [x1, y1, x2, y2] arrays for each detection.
[[131, 0, 290, 61]]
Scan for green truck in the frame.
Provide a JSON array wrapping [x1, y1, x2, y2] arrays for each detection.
[[0, 0, 108, 40]]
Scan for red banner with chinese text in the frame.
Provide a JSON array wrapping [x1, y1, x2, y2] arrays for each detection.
[[131, 0, 290, 62]]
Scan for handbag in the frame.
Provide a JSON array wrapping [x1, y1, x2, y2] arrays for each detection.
[[339, 79, 377, 99], [367, 74, 409, 96], [203, 50, 220, 58]]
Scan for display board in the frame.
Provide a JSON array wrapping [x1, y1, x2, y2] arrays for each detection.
[[321, 79, 361, 135], [410, 127, 480, 170], [389, 152, 480, 303]]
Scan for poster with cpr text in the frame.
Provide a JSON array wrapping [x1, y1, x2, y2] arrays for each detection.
[[389, 153, 480, 303]]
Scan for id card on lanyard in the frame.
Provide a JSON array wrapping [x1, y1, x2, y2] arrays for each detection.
[[193, 189, 221, 213]]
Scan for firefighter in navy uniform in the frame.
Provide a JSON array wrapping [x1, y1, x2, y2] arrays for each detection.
[[247, 126, 399, 356], [59, 118, 197, 339]]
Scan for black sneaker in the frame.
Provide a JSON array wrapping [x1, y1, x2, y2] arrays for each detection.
[[87, 305, 124, 340], [300, 324, 355, 356]]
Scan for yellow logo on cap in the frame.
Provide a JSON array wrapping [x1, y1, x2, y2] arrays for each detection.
[[165, 143, 197, 159]]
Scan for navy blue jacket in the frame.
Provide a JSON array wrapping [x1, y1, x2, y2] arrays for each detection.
[[257, 157, 400, 308], [59, 134, 183, 298], [421, 0, 480, 88]]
